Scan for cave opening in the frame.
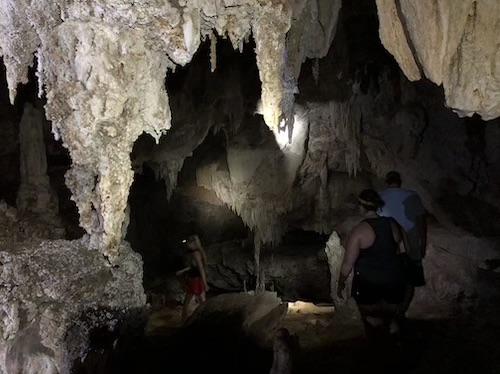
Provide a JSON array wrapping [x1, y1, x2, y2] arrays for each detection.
[[127, 129, 249, 292], [127, 35, 264, 300]]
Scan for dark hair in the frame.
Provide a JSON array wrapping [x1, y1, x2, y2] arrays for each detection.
[[358, 189, 384, 211], [385, 171, 402, 185]]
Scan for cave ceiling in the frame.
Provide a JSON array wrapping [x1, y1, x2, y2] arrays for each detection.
[[0, 0, 499, 258]]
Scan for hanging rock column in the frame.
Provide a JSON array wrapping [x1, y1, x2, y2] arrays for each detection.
[[252, 3, 292, 131], [40, 22, 171, 260]]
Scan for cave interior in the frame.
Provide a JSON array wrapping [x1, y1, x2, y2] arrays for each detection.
[[1, 0, 500, 373]]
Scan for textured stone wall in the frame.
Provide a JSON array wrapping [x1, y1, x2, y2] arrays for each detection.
[[0, 238, 146, 374], [376, 0, 500, 120]]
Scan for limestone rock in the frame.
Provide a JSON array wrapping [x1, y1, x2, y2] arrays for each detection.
[[324, 231, 361, 321], [410, 225, 500, 318], [376, 0, 500, 120], [0, 239, 147, 374]]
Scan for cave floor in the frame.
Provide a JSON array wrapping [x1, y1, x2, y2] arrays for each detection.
[[103, 300, 500, 374]]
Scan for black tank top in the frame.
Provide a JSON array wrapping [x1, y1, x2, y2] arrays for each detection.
[[352, 217, 405, 298], [358, 217, 399, 258]]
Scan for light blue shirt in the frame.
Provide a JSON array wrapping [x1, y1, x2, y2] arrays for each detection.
[[379, 187, 426, 259]]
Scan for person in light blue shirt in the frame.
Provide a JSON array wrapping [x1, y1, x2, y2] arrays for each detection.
[[379, 171, 428, 316]]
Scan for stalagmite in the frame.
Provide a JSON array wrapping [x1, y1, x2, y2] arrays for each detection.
[[17, 103, 55, 215], [324, 231, 361, 320], [16, 103, 64, 239]]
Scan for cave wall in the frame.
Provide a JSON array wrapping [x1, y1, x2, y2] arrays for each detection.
[[376, 0, 500, 120], [0, 237, 147, 374]]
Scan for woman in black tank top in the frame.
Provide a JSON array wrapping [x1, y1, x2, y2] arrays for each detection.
[[337, 189, 408, 341]]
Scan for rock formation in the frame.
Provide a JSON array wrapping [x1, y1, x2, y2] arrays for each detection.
[[376, 0, 500, 120], [0, 237, 146, 374]]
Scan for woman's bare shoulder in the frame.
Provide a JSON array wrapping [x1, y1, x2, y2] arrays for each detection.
[[349, 220, 372, 237]]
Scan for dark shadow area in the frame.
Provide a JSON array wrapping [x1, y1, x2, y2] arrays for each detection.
[[281, 228, 330, 247], [296, 316, 500, 374], [127, 36, 266, 289], [438, 192, 500, 236], [127, 130, 248, 287], [0, 58, 83, 239], [297, 0, 401, 103], [167, 35, 261, 117], [0, 58, 22, 205], [73, 311, 500, 374], [75, 311, 272, 374]]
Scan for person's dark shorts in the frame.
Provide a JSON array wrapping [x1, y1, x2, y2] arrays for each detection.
[[352, 278, 406, 305], [351, 257, 406, 305]]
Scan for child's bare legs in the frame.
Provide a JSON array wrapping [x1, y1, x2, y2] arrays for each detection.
[[182, 292, 194, 323], [182, 291, 207, 323], [196, 291, 206, 304]]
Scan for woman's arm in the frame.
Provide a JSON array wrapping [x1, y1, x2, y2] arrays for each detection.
[[175, 266, 191, 276], [337, 225, 362, 299]]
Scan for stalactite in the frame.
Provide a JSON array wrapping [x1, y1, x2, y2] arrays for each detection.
[[0, 0, 40, 104], [302, 100, 361, 179], [252, 5, 292, 132], [210, 31, 217, 73], [41, 22, 172, 259]]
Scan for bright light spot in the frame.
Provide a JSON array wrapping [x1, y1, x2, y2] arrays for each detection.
[[273, 114, 306, 149], [287, 300, 335, 314], [274, 118, 290, 147]]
